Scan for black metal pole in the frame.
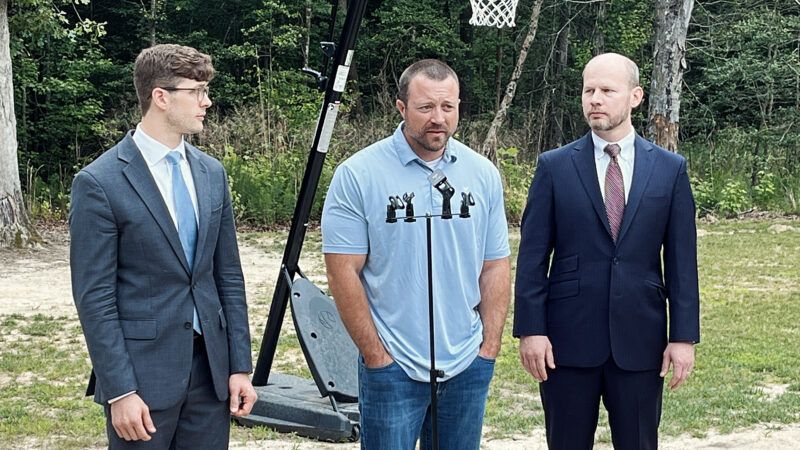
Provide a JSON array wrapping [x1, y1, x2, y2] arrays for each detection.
[[426, 214, 440, 450], [253, 0, 369, 387]]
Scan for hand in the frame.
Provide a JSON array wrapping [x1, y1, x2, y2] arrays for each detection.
[[110, 394, 156, 441], [229, 373, 258, 417], [363, 348, 394, 369], [660, 342, 695, 390], [519, 335, 555, 382]]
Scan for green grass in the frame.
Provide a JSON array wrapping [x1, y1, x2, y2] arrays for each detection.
[[484, 218, 800, 439], [1, 219, 798, 447]]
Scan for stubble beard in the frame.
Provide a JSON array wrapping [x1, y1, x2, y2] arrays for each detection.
[[409, 126, 452, 154], [586, 109, 629, 133]]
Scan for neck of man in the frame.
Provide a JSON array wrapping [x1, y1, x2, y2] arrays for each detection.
[[140, 114, 183, 148], [593, 122, 634, 144]]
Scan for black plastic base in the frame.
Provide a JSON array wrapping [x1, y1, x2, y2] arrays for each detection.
[[234, 373, 360, 442]]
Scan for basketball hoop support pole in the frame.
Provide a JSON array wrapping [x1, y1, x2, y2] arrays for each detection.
[[253, 0, 369, 387]]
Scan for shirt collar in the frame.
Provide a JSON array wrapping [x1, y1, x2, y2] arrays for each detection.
[[592, 129, 636, 162], [392, 122, 458, 167], [133, 123, 187, 167]]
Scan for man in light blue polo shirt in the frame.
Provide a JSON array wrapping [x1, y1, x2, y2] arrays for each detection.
[[322, 59, 511, 450]]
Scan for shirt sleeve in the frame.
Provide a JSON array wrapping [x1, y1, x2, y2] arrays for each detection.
[[483, 165, 511, 261], [321, 164, 369, 254]]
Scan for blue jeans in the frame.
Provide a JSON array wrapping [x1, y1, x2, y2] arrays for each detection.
[[358, 354, 495, 450]]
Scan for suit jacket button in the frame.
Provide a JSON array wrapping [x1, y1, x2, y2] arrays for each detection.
[[612, 257, 619, 265], [184, 322, 192, 330]]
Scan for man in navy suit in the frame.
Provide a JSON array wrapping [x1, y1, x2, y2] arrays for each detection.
[[70, 44, 256, 448], [514, 53, 700, 449]]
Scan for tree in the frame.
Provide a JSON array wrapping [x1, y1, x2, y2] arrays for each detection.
[[479, 0, 545, 162], [0, 0, 36, 247], [647, 0, 694, 151]]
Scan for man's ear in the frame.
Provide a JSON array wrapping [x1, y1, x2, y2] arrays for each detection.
[[150, 88, 170, 112], [396, 98, 406, 119], [630, 86, 644, 109]]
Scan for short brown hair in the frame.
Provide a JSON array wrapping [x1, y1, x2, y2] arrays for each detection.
[[397, 59, 459, 104], [134, 44, 215, 115]]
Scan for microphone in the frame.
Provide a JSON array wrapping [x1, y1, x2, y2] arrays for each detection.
[[428, 169, 455, 219]]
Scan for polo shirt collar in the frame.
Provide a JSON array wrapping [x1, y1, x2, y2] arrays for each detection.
[[392, 122, 458, 167]]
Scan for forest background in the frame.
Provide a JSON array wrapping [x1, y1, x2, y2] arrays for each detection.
[[5, 0, 800, 227]]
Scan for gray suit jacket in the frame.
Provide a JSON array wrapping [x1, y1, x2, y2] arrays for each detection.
[[70, 131, 252, 411]]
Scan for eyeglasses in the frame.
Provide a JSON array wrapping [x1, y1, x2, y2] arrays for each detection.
[[160, 85, 210, 102]]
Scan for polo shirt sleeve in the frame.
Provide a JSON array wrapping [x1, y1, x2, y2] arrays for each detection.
[[321, 164, 369, 254], [483, 165, 511, 261]]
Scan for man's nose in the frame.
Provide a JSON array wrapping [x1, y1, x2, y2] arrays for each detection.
[[431, 106, 444, 123]]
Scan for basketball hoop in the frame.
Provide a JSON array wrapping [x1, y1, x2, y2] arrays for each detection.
[[469, 0, 520, 28]]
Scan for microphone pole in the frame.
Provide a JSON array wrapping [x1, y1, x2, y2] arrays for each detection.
[[385, 176, 474, 450]]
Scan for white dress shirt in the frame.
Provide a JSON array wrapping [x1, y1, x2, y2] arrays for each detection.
[[592, 129, 636, 204], [132, 124, 199, 226]]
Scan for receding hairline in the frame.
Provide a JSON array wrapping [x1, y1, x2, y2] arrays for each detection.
[[397, 59, 459, 103], [583, 53, 640, 88]]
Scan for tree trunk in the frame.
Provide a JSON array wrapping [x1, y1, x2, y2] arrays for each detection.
[[647, 0, 694, 152], [150, 0, 157, 46], [494, 28, 503, 112], [1, 0, 37, 247], [551, 3, 570, 148], [303, 1, 312, 68], [480, 0, 545, 163], [592, 0, 606, 55]]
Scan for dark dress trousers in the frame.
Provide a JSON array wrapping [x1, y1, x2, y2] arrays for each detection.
[[514, 133, 700, 449]]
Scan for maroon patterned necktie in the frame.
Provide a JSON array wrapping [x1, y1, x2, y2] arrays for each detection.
[[604, 143, 624, 243]]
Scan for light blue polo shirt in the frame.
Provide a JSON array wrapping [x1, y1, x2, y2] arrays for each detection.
[[321, 123, 510, 382]]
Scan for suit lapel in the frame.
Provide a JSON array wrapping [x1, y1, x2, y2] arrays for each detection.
[[617, 134, 656, 243], [119, 132, 192, 275], [186, 144, 210, 274], [571, 133, 612, 237]]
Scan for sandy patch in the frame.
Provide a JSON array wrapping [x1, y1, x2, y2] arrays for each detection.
[[768, 224, 798, 233]]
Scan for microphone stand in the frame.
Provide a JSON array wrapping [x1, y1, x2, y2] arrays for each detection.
[[385, 189, 475, 450]]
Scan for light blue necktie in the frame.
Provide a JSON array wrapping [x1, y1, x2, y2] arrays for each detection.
[[166, 151, 201, 334]]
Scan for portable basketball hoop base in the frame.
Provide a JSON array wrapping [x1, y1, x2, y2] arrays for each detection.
[[233, 0, 367, 442]]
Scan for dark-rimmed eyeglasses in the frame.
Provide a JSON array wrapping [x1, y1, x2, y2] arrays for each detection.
[[159, 86, 210, 102]]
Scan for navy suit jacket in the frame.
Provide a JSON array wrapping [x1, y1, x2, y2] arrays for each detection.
[[70, 132, 252, 410], [513, 133, 700, 371]]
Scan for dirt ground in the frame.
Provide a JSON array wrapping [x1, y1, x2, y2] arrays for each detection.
[[2, 225, 800, 449]]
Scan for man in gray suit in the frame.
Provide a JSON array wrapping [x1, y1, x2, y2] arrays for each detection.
[[70, 44, 256, 448]]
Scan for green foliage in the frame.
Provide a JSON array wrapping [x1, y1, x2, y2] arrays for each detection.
[[717, 180, 751, 218], [222, 149, 335, 225], [497, 147, 534, 223], [5, 0, 799, 226], [10, 0, 116, 179]]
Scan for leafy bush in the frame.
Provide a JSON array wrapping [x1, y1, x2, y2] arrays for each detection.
[[497, 147, 534, 224]]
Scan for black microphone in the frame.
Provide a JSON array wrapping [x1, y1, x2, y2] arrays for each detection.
[[428, 169, 455, 219]]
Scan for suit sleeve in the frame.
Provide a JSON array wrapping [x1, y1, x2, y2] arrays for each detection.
[[213, 167, 252, 374], [513, 154, 556, 337], [663, 158, 701, 343], [70, 170, 138, 401]]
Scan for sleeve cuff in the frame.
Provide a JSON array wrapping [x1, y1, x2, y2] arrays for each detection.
[[108, 391, 136, 404]]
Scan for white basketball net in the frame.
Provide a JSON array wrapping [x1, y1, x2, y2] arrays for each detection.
[[469, 0, 520, 28]]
